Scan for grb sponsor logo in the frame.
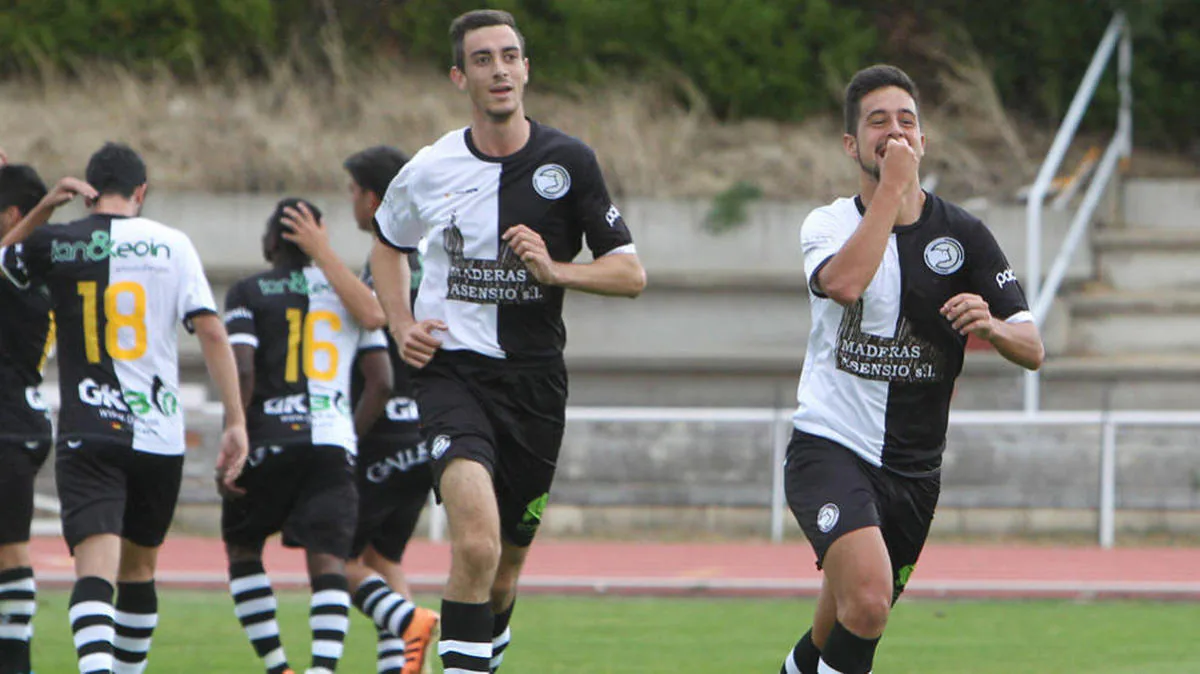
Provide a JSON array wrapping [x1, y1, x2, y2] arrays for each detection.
[[817, 503, 840, 534], [264, 394, 307, 415], [78, 378, 129, 412], [923, 237, 965, 275], [52, 231, 171, 263], [995, 268, 1017, 289], [385, 396, 419, 422], [532, 163, 571, 200]]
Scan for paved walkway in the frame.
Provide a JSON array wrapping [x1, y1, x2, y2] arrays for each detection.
[[29, 537, 1200, 599]]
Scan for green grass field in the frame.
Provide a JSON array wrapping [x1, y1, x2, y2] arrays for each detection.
[[28, 591, 1200, 673]]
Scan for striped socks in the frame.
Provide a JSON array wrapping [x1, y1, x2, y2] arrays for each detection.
[[69, 576, 115, 674], [308, 574, 350, 673], [490, 601, 515, 672], [438, 600, 492, 673], [0, 567, 36, 673], [352, 575, 416, 638], [229, 561, 290, 674], [113, 580, 157, 674]]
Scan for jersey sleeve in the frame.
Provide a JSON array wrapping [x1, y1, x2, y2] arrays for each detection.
[[357, 326, 387, 352], [0, 229, 53, 290], [373, 161, 424, 252], [573, 148, 636, 258], [965, 221, 1033, 323], [800, 208, 848, 299], [223, 281, 258, 349], [176, 235, 218, 333]]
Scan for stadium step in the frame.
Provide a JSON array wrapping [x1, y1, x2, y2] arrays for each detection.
[[1066, 289, 1200, 355], [1091, 228, 1200, 291]]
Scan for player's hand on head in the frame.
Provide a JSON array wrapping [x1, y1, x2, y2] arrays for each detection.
[[47, 177, 98, 207], [502, 224, 560, 285], [280, 202, 330, 257], [395, 319, 447, 368], [215, 424, 250, 498], [941, 292, 995, 340], [879, 137, 920, 192]]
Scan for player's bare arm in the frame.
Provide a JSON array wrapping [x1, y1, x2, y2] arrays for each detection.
[[0, 177, 97, 247], [193, 313, 249, 496], [352, 350, 392, 437], [370, 239, 446, 368], [817, 139, 918, 305], [281, 202, 386, 330], [941, 293, 1044, 370], [502, 224, 646, 297]]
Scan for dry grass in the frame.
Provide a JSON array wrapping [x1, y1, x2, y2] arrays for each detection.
[[2, 51, 1179, 203]]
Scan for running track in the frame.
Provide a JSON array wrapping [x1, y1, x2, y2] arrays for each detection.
[[28, 537, 1200, 600]]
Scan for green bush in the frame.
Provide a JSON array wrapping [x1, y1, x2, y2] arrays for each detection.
[[0, 0, 1194, 147]]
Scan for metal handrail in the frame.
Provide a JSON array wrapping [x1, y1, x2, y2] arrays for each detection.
[[1023, 11, 1132, 413]]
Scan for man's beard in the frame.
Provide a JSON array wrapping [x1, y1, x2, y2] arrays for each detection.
[[857, 154, 881, 182], [485, 106, 517, 123]]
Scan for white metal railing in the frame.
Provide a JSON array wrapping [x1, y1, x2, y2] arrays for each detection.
[[36, 406, 1200, 549], [1024, 11, 1133, 412]]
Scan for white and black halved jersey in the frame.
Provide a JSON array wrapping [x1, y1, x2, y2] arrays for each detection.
[[793, 193, 1033, 475], [0, 214, 217, 455], [374, 119, 637, 360], [0, 277, 54, 442], [351, 258, 421, 446], [224, 265, 388, 455]]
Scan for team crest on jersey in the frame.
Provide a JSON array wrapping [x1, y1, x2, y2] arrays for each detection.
[[923, 237, 965, 275], [817, 503, 840, 533], [532, 163, 571, 200], [430, 434, 451, 460]]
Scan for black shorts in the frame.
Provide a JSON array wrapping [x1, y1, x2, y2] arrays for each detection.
[[0, 438, 52, 546], [785, 429, 941, 602], [351, 438, 433, 562], [221, 443, 358, 559], [416, 350, 567, 548], [55, 440, 185, 552]]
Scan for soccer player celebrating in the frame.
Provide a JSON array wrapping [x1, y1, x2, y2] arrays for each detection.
[[221, 198, 392, 674], [0, 162, 53, 674], [780, 65, 1044, 674], [0, 142, 248, 674], [338, 146, 439, 674], [370, 10, 646, 673]]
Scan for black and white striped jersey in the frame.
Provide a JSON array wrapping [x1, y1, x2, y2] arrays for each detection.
[[351, 259, 421, 447], [0, 277, 54, 442], [0, 214, 217, 455], [793, 193, 1033, 474], [224, 265, 387, 454], [374, 120, 636, 360]]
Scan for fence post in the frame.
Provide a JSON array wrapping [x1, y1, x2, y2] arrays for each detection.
[[770, 411, 791, 543], [1098, 419, 1117, 548]]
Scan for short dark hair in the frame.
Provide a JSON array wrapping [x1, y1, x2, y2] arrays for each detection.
[[0, 164, 48, 216], [450, 9, 525, 70], [85, 142, 147, 199], [343, 146, 410, 199], [844, 65, 920, 135], [265, 197, 322, 266]]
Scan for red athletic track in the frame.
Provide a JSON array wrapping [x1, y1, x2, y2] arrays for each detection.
[[28, 537, 1200, 600]]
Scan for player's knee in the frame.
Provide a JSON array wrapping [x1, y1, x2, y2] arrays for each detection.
[[455, 534, 501, 576], [837, 589, 891, 637], [490, 573, 518, 610]]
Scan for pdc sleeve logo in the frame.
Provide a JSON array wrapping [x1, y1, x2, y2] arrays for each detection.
[[923, 237, 964, 275]]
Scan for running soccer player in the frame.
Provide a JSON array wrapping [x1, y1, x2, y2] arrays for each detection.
[[221, 198, 392, 674], [0, 142, 248, 674], [338, 146, 439, 674], [0, 162, 53, 674], [370, 10, 646, 673], [779, 65, 1044, 674]]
